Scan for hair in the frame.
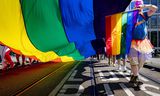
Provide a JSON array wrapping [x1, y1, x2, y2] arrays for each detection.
[[131, 0, 144, 9]]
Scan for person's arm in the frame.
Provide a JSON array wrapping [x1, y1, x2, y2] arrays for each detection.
[[139, 4, 158, 16]]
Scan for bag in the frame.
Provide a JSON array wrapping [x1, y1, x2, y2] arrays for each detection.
[[132, 13, 147, 40]]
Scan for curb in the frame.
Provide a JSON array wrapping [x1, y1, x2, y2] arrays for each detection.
[[145, 61, 160, 70]]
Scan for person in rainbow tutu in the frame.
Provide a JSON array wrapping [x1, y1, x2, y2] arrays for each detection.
[[128, 0, 158, 88]]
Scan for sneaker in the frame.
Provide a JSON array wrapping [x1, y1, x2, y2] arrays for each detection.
[[118, 65, 122, 71], [15, 62, 20, 67], [122, 66, 127, 72], [113, 63, 116, 67], [22, 63, 25, 66]]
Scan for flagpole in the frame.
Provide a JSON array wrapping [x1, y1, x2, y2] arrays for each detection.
[[105, 9, 139, 17], [123, 9, 139, 14]]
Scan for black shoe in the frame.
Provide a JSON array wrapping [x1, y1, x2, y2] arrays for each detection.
[[129, 75, 134, 83], [129, 81, 143, 85], [137, 81, 143, 85], [15, 62, 20, 67], [129, 75, 143, 86], [123, 70, 127, 72], [21, 63, 25, 67], [133, 84, 141, 91]]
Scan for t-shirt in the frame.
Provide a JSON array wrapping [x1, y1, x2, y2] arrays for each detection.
[[132, 12, 150, 40]]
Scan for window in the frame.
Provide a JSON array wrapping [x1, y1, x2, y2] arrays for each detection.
[[152, 0, 159, 13], [150, 15, 157, 28], [158, 15, 160, 28], [159, 31, 160, 47], [151, 31, 157, 47], [143, 0, 150, 4], [158, 0, 160, 12], [151, 0, 157, 5]]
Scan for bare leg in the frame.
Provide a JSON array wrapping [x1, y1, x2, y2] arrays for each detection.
[[22, 55, 25, 65], [131, 65, 139, 76], [112, 55, 116, 67]]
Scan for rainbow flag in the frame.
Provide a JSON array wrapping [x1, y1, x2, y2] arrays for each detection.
[[0, 0, 131, 62], [105, 10, 139, 55]]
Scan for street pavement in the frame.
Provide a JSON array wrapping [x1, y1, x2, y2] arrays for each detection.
[[0, 57, 160, 96], [0, 61, 77, 96], [49, 59, 160, 96], [1, 56, 160, 71], [1, 56, 160, 70], [145, 57, 160, 69]]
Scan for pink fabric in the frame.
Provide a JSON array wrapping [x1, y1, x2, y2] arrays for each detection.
[[131, 38, 153, 54], [128, 38, 153, 64]]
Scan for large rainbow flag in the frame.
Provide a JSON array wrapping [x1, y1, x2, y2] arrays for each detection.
[[0, 0, 131, 62]]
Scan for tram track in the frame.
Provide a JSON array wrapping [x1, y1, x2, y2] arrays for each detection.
[[12, 61, 79, 96], [49, 61, 82, 96]]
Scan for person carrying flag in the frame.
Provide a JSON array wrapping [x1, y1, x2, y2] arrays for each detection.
[[128, 0, 158, 88]]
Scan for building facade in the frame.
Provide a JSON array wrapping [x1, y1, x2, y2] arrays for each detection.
[[144, 0, 160, 52]]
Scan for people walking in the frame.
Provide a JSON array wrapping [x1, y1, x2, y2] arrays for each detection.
[[15, 54, 25, 67], [116, 54, 127, 72], [0, 45, 14, 70]]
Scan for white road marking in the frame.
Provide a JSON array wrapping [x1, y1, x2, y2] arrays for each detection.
[[141, 84, 160, 96], [118, 71, 130, 81], [104, 84, 114, 96], [119, 83, 135, 96], [138, 75, 149, 82], [49, 62, 160, 96], [48, 62, 81, 96], [57, 85, 83, 96], [68, 70, 83, 81], [98, 70, 119, 81]]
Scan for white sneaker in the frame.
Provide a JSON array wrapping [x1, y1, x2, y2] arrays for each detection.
[[122, 66, 127, 72], [118, 65, 122, 71], [113, 63, 116, 67]]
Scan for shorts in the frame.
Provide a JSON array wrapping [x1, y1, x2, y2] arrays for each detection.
[[128, 48, 151, 67], [128, 39, 152, 66], [116, 54, 126, 59]]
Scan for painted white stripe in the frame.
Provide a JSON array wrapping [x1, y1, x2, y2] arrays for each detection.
[[141, 84, 160, 96], [77, 80, 92, 92], [104, 84, 114, 96], [119, 83, 135, 96], [57, 84, 83, 96], [98, 70, 104, 79], [90, 63, 96, 96], [118, 72, 130, 81], [98, 70, 119, 82], [57, 93, 80, 96], [138, 75, 149, 82], [48, 62, 81, 96], [90, 64, 95, 86], [68, 70, 83, 81], [109, 71, 119, 79]]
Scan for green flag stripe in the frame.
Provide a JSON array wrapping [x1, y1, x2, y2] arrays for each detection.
[[21, 0, 84, 60]]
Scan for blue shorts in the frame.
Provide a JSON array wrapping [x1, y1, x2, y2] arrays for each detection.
[[116, 54, 126, 59]]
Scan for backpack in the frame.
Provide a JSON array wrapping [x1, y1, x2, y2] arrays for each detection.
[[132, 13, 148, 40]]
